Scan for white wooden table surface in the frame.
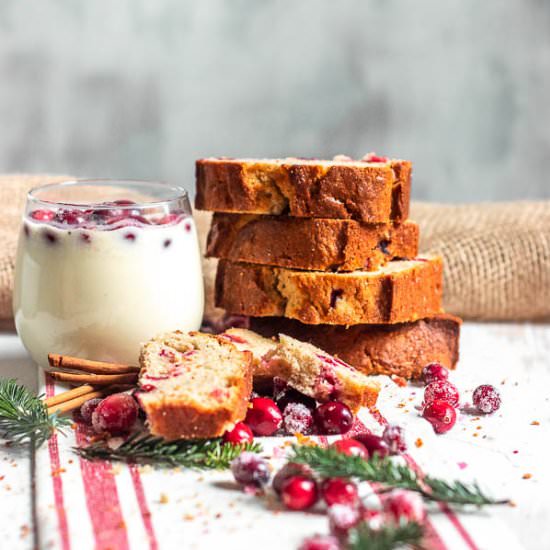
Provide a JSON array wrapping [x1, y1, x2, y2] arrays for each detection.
[[1, 322, 549, 550]]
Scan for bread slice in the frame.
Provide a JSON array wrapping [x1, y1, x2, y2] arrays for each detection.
[[215, 256, 443, 325], [207, 214, 419, 272], [249, 314, 461, 380], [222, 328, 380, 412], [138, 331, 252, 440], [195, 157, 411, 223]]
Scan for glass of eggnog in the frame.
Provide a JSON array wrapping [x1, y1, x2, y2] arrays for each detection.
[[13, 179, 204, 367]]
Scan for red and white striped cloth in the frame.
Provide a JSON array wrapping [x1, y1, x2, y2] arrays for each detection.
[[36, 370, 523, 550]]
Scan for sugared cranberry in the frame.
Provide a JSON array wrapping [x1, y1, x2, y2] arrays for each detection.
[[282, 402, 314, 435], [382, 425, 407, 455], [423, 380, 460, 408], [472, 385, 501, 414], [230, 452, 270, 487], [328, 504, 360, 537], [314, 402, 353, 435], [245, 397, 282, 436], [80, 398, 102, 425], [360, 508, 384, 530], [91, 393, 139, 435], [321, 478, 358, 507], [353, 433, 389, 458], [423, 399, 457, 434], [383, 490, 425, 523], [422, 363, 449, 385], [280, 476, 318, 510], [272, 462, 313, 494], [299, 535, 340, 550], [223, 422, 254, 445], [331, 439, 368, 459], [30, 209, 55, 222]]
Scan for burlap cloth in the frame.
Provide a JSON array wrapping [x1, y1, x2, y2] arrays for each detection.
[[2, 174, 549, 323]]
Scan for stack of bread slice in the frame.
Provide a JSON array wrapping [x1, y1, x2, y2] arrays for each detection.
[[196, 155, 461, 380]]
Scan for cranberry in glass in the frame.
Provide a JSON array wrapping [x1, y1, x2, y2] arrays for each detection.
[[230, 452, 270, 487], [282, 402, 314, 435], [280, 476, 318, 510], [472, 384, 501, 414], [423, 399, 457, 434], [353, 433, 389, 458], [30, 209, 55, 222], [80, 398, 102, 425], [245, 397, 282, 436], [223, 422, 254, 445], [330, 439, 368, 459], [298, 535, 340, 550], [272, 462, 313, 494], [423, 380, 460, 408], [91, 393, 138, 435], [321, 478, 359, 507], [382, 425, 407, 455], [314, 402, 353, 435], [55, 209, 87, 226], [328, 504, 361, 537], [421, 363, 449, 385]]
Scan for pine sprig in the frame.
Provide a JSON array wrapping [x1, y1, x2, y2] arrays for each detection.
[[0, 379, 71, 447], [348, 520, 424, 550], [290, 445, 508, 506], [76, 432, 263, 469]]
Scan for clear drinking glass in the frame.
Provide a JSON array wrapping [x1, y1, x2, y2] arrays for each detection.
[[13, 179, 204, 367]]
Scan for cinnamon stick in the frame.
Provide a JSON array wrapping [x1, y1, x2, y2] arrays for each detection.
[[44, 384, 96, 407], [48, 354, 140, 375], [48, 371, 138, 386], [47, 390, 106, 415]]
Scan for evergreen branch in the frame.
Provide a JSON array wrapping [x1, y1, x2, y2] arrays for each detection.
[[0, 379, 71, 447], [348, 520, 424, 550], [76, 432, 263, 469], [290, 445, 508, 506]]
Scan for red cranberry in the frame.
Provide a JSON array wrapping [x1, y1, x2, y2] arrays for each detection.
[[223, 422, 254, 445], [80, 398, 102, 425], [156, 213, 181, 225], [298, 535, 340, 550], [353, 433, 389, 458], [330, 439, 368, 459], [280, 476, 318, 510], [328, 504, 361, 537], [230, 452, 270, 487], [383, 489, 425, 523], [421, 363, 449, 385], [245, 397, 282, 436], [321, 478, 358, 507], [272, 462, 313, 494], [282, 402, 314, 435], [55, 209, 87, 226], [123, 232, 136, 241], [423, 380, 460, 408], [314, 402, 353, 435], [111, 199, 136, 206], [362, 152, 388, 163], [382, 425, 407, 455], [423, 399, 457, 434], [91, 393, 139, 435], [30, 209, 55, 222], [472, 384, 501, 414]]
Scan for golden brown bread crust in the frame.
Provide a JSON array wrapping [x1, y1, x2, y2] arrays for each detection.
[[138, 331, 252, 440], [249, 314, 461, 380], [215, 257, 443, 325], [195, 158, 411, 223], [207, 214, 419, 272]]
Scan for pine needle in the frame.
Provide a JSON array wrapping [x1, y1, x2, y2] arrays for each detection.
[[0, 379, 71, 447], [290, 445, 508, 506], [348, 520, 424, 550], [76, 432, 263, 469]]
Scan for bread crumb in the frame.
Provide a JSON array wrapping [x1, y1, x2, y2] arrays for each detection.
[[522, 473, 532, 480]]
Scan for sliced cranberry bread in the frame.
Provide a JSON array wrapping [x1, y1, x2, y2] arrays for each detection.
[[138, 331, 252, 440], [207, 214, 419, 272], [222, 328, 380, 412], [249, 314, 461, 380], [195, 156, 411, 223], [215, 256, 443, 325]]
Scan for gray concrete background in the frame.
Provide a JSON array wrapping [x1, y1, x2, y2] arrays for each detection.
[[0, 0, 549, 202]]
